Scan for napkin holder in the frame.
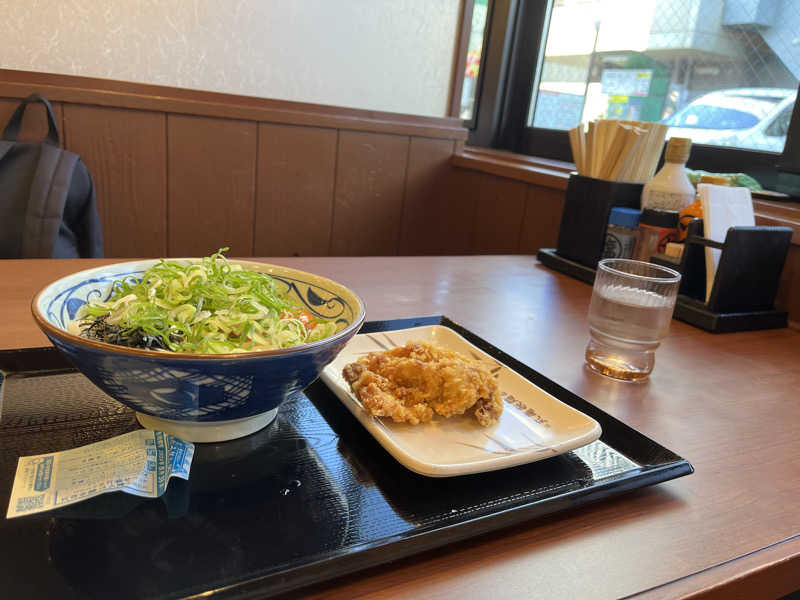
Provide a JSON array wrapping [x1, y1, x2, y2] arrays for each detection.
[[669, 219, 792, 332]]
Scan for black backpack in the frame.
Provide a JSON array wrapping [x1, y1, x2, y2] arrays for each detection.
[[0, 94, 103, 258]]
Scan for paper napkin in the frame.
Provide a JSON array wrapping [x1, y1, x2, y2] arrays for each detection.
[[698, 183, 755, 302]]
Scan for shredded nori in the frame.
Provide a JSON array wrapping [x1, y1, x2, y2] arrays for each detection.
[[81, 314, 183, 350]]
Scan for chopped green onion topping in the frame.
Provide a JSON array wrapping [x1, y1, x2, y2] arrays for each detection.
[[77, 249, 338, 353]]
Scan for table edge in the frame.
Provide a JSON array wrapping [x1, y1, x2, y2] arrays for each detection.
[[626, 534, 800, 600]]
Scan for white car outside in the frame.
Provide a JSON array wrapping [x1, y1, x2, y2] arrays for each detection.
[[663, 88, 796, 152]]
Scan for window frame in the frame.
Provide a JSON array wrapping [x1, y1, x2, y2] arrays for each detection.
[[466, 0, 800, 196], [454, 0, 494, 128]]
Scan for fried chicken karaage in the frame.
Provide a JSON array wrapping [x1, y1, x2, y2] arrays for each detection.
[[342, 341, 502, 426]]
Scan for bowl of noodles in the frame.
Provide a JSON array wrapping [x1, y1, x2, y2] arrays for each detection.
[[32, 251, 366, 442]]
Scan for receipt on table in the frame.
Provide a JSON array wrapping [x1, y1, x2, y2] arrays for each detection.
[[6, 430, 194, 519]]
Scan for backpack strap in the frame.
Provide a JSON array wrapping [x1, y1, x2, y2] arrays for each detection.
[[0, 140, 13, 163], [21, 145, 78, 257], [2, 94, 60, 146]]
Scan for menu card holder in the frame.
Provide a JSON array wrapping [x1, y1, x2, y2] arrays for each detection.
[[671, 219, 792, 332]]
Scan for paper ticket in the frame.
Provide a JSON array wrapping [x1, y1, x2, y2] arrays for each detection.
[[6, 429, 194, 519]]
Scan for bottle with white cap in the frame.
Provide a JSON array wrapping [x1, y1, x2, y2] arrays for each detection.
[[640, 137, 695, 211]]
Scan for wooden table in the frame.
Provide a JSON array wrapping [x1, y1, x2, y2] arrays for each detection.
[[4, 256, 800, 599]]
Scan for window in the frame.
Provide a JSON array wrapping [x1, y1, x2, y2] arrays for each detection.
[[468, 0, 800, 193], [459, 0, 490, 121]]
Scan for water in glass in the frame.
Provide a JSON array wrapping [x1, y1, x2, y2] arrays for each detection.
[[585, 260, 680, 381]]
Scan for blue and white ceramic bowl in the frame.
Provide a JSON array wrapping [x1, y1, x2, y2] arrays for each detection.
[[32, 259, 366, 442]]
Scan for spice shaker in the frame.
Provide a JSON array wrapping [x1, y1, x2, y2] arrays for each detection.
[[633, 208, 679, 262], [603, 207, 640, 259]]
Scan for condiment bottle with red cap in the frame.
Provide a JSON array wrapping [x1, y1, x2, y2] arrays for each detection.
[[632, 209, 679, 261]]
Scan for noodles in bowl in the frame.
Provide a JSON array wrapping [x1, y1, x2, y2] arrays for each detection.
[[32, 255, 366, 442], [70, 250, 340, 354]]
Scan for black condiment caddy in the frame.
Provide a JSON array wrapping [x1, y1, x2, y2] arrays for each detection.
[[537, 173, 793, 333]]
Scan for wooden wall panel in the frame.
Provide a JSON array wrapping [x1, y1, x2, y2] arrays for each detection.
[[445, 159, 483, 255], [64, 105, 167, 258], [0, 98, 63, 145], [470, 173, 527, 254], [255, 124, 336, 256], [0, 71, 471, 261], [168, 115, 256, 257], [0, 70, 468, 141], [442, 168, 483, 254], [518, 184, 566, 253], [775, 243, 800, 326], [398, 137, 460, 255], [330, 131, 410, 256]]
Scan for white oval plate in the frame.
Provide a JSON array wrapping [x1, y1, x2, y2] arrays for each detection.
[[320, 325, 602, 477]]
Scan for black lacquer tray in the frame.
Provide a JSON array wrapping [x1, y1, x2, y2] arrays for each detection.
[[0, 316, 693, 599]]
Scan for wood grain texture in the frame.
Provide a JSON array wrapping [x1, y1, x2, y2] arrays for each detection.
[[469, 172, 528, 253], [430, 165, 481, 255], [330, 131, 410, 256], [631, 536, 800, 600], [4, 256, 800, 599], [63, 105, 167, 258], [255, 124, 336, 256], [398, 137, 460, 255], [518, 184, 566, 253], [0, 97, 63, 145], [753, 198, 800, 245], [461, 146, 575, 172], [167, 115, 256, 257], [0, 70, 467, 141], [775, 243, 800, 327], [452, 148, 570, 189]]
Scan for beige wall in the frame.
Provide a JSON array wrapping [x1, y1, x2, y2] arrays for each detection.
[[0, 0, 460, 117]]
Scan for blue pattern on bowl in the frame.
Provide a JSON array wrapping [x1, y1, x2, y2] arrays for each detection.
[[33, 260, 365, 422]]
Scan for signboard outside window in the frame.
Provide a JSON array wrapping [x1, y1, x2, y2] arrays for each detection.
[[601, 69, 653, 97]]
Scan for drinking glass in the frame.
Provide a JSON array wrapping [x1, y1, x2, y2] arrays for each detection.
[[585, 259, 681, 381]]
